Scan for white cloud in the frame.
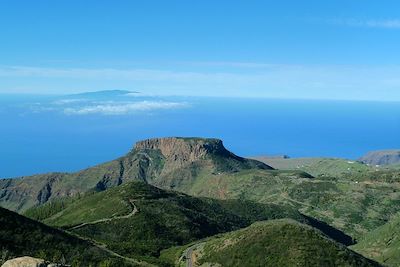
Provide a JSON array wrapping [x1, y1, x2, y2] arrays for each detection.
[[363, 19, 400, 28], [63, 101, 188, 115], [1, 64, 400, 101], [333, 18, 400, 29], [181, 61, 281, 68], [0, 66, 213, 81], [52, 99, 87, 105]]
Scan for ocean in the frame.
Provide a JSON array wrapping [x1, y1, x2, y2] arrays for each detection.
[[0, 93, 399, 178]]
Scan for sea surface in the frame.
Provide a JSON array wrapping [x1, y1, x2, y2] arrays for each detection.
[[0, 93, 399, 178]]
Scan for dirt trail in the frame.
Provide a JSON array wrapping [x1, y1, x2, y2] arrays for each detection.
[[69, 199, 138, 230], [181, 242, 205, 267], [186, 246, 195, 267], [94, 241, 155, 267], [71, 231, 155, 267], [65, 201, 155, 266], [281, 195, 318, 209]]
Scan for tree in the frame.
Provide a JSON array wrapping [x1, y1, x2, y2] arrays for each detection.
[[1, 248, 10, 265], [99, 259, 112, 267], [52, 250, 62, 263], [71, 258, 81, 267]]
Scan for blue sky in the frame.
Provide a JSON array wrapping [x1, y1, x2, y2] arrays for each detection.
[[1, 0, 400, 100]]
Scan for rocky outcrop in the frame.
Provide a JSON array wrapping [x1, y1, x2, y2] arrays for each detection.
[[359, 150, 400, 166], [131, 137, 272, 181], [1, 257, 67, 267], [1, 256, 46, 267], [134, 137, 232, 162]]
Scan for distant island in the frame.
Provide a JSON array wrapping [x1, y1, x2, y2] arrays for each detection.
[[70, 90, 140, 97]]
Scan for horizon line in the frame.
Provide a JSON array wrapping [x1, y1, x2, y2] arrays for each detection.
[[0, 91, 399, 104]]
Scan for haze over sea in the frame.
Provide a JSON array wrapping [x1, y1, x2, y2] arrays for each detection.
[[0, 91, 398, 178]]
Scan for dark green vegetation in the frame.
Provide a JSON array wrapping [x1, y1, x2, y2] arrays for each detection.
[[162, 220, 380, 267], [286, 170, 400, 240], [25, 181, 353, 265], [0, 207, 132, 267], [165, 165, 400, 241], [352, 213, 400, 266]]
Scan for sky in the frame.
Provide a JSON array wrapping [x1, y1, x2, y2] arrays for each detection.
[[1, 0, 400, 101]]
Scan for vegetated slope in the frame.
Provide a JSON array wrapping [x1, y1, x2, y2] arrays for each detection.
[[3, 137, 399, 243], [252, 156, 371, 176], [359, 150, 400, 166], [352, 213, 400, 267], [294, 170, 400, 239], [0, 137, 272, 212], [25, 181, 353, 265], [0, 207, 129, 267], [5, 137, 400, 242], [385, 163, 400, 170], [177, 167, 400, 240], [162, 219, 381, 267]]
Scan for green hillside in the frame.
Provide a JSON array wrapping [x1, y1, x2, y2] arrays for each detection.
[[162, 219, 380, 267], [252, 157, 372, 176], [165, 164, 400, 240], [286, 170, 400, 239], [352, 213, 400, 267], [384, 163, 400, 170], [4, 137, 400, 242], [25, 181, 353, 265], [0, 207, 132, 267]]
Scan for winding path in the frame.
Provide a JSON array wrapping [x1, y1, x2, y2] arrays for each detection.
[[93, 241, 155, 267], [65, 200, 155, 266], [185, 246, 195, 267], [69, 199, 138, 230], [71, 231, 155, 267], [181, 242, 204, 267]]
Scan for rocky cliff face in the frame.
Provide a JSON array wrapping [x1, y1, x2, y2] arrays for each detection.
[[134, 137, 236, 166], [359, 150, 400, 166], [128, 137, 272, 189], [0, 173, 67, 212]]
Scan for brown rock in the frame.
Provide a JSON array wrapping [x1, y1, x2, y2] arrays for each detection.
[[1, 256, 46, 267]]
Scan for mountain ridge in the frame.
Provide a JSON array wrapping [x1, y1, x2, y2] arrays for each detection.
[[0, 137, 273, 212]]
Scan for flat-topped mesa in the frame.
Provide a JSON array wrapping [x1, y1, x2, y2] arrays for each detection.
[[134, 137, 235, 162], [131, 137, 273, 178]]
